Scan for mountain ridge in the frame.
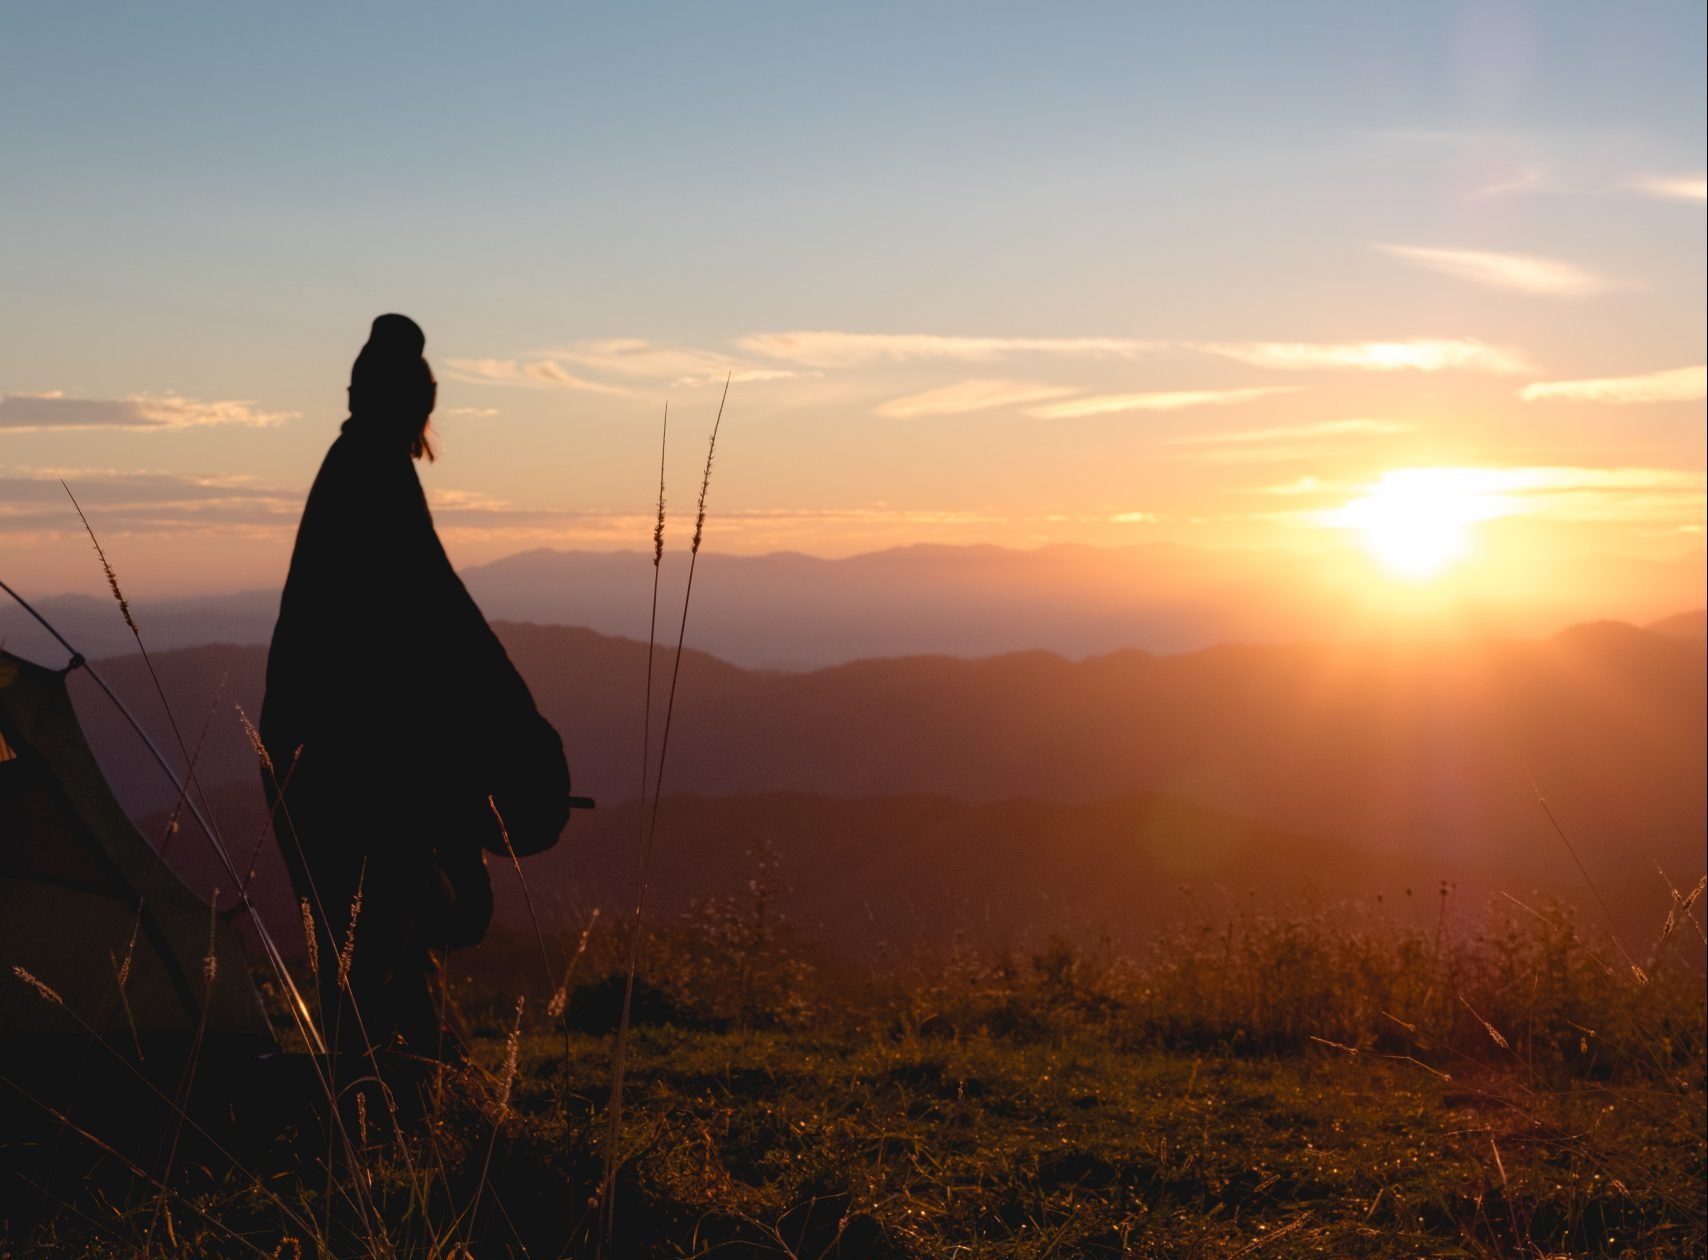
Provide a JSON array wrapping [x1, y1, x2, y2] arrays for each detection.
[[5, 539, 1701, 668]]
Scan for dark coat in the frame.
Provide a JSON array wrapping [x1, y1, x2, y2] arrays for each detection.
[[260, 420, 569, 953]]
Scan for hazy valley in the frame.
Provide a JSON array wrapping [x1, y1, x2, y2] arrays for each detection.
[[52, 607, 1701, 957]]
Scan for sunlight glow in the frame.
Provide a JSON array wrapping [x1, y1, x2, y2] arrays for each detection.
[[1320, 468, 1515, 580]]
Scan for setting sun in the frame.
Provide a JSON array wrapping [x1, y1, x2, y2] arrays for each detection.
[[1323, 468, 1513, 580]]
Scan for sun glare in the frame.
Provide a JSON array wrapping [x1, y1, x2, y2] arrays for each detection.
[[1323, 468, 1513, 581]]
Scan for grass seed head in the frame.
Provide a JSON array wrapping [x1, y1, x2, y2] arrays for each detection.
[[63, 481, 137, 635], [299, 898, 319, 977], [117, 904, 142, 989], [497, 996, 524, 1117], [203, 891, 219, 986], [653, 400, 668, 567], [13, 965, 64, 1006], [237, 705, 274, 775], [690, 377, 728, 556], [338, 875, 365, 992]]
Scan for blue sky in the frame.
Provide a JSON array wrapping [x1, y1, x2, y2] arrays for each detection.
[[2, 2, 1703, 606]]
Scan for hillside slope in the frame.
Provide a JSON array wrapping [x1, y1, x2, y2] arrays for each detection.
[[67, 619, 1703, 927]]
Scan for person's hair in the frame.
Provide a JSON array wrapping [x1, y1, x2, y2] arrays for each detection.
[[349, 314, 437, 460]]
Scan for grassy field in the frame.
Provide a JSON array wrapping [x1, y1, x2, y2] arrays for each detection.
[[464, 1021, 1702, 1259], [6, 882, 1702, 1258]]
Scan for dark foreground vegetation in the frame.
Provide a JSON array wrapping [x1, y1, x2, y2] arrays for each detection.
[[5, 883, 1704, 1258]]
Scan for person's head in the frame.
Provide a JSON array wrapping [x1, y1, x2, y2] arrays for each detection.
[[348, 313, 437, 460]]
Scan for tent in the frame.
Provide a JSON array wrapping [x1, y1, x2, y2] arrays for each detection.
[[0, 646, 274, 1059]]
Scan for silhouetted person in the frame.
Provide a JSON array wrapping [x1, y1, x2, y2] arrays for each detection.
[[260, 314, 569, 1063]]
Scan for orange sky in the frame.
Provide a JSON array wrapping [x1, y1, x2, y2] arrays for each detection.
[[2, 7, 1703, 630]]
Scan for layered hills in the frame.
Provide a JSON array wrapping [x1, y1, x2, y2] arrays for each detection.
[[56, 616, 1704, 953], [6, 541, 1703, 668]]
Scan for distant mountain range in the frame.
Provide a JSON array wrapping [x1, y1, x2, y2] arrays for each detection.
[[62, 615, 1703, 951], [5, 541, 1703, 668]]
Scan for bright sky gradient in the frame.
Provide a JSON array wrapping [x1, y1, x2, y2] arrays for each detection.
[[2, 3, 1703, 615]]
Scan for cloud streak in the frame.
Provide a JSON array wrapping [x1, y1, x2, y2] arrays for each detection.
[[738, 331, 1158, 368], [0, 392, 295, 432], [1026, 386, 1295, 420], [875, 378, 1079, 418], [1197, 338, 1530, 374], [441, 357, 633, 396], [547, 338, 800, 386], [0, 468, 302, 536], [1376, 244, 1613, 295], [1169, 419, 1412, 446], [1519, 364, 1706, 404], [1309, 465, 1706, 530], [1628, 172, 1707, 203]]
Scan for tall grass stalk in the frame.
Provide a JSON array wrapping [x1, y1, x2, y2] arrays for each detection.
[[145, 894, 224, 1253], [63, 481, 222, 847], [157, 672, 227, 861], [463, 995, 525, 1247], [1528, 774, 1638, 974], [603, 379, 726, 1247], [487, 792, 577, 1178]]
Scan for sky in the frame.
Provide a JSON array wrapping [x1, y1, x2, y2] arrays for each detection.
[[2, 2, 1704, 616]]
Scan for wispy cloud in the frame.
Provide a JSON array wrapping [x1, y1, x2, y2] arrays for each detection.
[[433, 502, 1011, 550], [875, 378, 1079, 418], [731, 330, 1531, 376], [1376, 244, 1613, 295], [1026, 386, 1295, 420], [548, 338, 799, 386], [0, 392, 295, 432], [737, 331, 1157, 368], [1169, 419, 1412, 446], [1108, 511, 1158, 524], [1197, 339, 1530, 374], [1628, 172, 1707, 203], [1520, 364, 1706, 404], [1470, 165, 1550, 199], [1308, 465, 1706, 530], [441, 357, 632, 396], [0, 467, 301, 535]]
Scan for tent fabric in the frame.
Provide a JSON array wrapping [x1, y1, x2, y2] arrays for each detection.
[[0, 648, 274, 1050]]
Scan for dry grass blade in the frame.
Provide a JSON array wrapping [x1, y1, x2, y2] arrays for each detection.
[[62, 480, 136, 635], [1227, 1212, 1311, 1256], [62, 481, 214, 831], [653, 401, 668, 567], [12, 965, 64, 1006], [464, 996, 525, 1246], [109, 903, 145, 1058], [338, 867, 365, 993], [1528, 775, 1637, 971], [605, 378, 728, 1248], [300, 898, 320, 979], [598, 403, 672, 1245], [1459, 996, 1511, 1052], [548, 908, 599, 1020], [488, 792, 576, 1161]]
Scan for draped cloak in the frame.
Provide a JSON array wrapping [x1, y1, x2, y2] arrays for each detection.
[[260, 420, 569, 976]]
